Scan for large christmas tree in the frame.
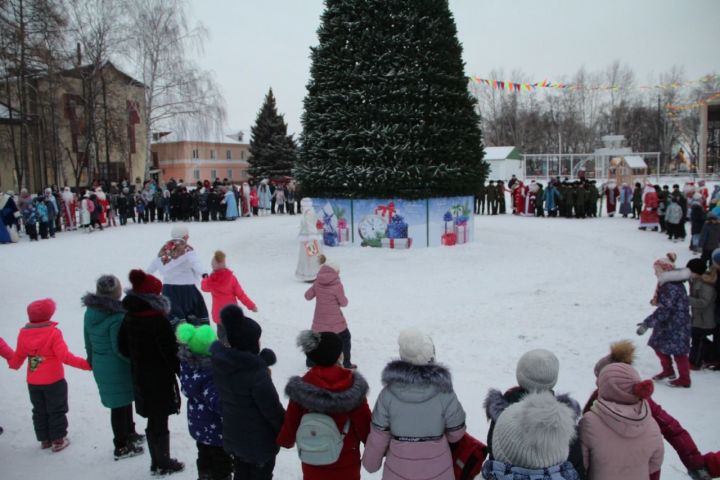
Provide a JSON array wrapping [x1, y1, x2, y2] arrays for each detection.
[[296, 0, 486, 198], [248, 88, 297, 179]]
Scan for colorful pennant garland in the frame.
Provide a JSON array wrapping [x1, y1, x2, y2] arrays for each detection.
[[469, 74, 720, 93], [666, 91, 720, 112]]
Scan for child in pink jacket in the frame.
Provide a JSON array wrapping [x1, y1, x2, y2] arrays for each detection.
[[7, 298, 91, 452], [201, 251, 257, 340], [304, 255, 354, 368]]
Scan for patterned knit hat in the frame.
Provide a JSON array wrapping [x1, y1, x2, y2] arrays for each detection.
[[654, 252, 676, 274], [516, 349, 559, 392], [492, 391, 576, 469]]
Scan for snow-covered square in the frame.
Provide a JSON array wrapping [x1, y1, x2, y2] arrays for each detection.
[[1, 213, 717, 479]]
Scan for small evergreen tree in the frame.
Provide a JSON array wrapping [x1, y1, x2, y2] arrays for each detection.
[[248, 88, 297, 179], [296, 0, 486, 198]]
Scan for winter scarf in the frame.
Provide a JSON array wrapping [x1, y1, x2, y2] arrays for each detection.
[[157, 239, 194, 265]]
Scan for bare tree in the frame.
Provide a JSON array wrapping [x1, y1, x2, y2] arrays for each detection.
[[126, 0, 226, 181], [0, 0, 67, 191]]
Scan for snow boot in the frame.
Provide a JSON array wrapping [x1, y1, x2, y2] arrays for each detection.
[[669, 355, 691, 388], [653, 351, 676, 380], [129, 431, 146, 445], [150, 433, 184, 476], [114, 442, 144, 461], [51, 437, 71, 452], [41, 440, 52, 449], [689, 468, 712, 480]]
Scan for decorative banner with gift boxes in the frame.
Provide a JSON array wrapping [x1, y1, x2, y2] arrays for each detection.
[[309, 197, 475, 248]]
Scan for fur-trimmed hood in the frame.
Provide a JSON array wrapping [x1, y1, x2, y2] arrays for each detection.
[[122, 290, 171, 315], [285, 367, 369, 414], [381, 360, 453, 402], [484, 387, 581, 422], [81, 292, 125, 315]]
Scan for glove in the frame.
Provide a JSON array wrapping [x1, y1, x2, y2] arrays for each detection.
[[636, 324, 649, 336]]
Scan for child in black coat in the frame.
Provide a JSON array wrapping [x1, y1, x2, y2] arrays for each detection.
[[210, 305, 284, 480]]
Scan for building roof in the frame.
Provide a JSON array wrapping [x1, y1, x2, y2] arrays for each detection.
[[59, 61, 145, 88], [484, 146, 521, 161], [153, 130, 248, 145], [623, 156, 648, 169]]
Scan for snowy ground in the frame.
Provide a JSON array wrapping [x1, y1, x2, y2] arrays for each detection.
[[1, 211, 718, 479]]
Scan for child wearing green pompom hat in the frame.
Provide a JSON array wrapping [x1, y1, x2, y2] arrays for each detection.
[[176, 323, 231, 480]]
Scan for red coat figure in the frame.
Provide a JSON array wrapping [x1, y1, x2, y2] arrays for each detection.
[[95, 188, 108, 225], [512, 181, 526, 215], [200, 251, 257, 324], [8, 299, 91, 385], [640, 185, 660, 230], [604, 181, 620, 216], [278, 364, 371, 480]]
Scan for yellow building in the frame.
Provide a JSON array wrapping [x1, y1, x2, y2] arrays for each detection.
[[0, 62, 147, 193]]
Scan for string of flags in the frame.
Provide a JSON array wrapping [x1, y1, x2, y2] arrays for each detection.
[[469, 73, 720, 93], [666, 91, 720, 112]]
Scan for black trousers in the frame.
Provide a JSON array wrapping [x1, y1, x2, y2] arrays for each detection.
[[28, 379, 68, 442], [26, 223, 38, 240], [147, 414, 169, 436], [338, 329, 353, 368], [197, 442, 233, 479], [690, 327, 715, 367], [39, 222, 49, 239], [111, 404, 136, 449], [232, 455, 276, 480]]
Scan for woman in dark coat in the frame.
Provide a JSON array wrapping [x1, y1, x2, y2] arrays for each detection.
[[118, 269, 184, 475]]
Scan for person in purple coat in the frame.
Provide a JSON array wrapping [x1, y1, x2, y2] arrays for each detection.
[[637, 254, 692, 388]]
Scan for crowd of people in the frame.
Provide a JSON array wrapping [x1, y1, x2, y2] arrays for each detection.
[[0, 221, 719, 480], [0, 177, 301, 244]]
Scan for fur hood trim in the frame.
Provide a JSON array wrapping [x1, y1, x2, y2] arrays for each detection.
[[484, 388, 581, 422], [285, 372, 369, 414], [81, 292, 125, 314], [381, 360, 453, 393], [177, 343, 213, 369], [123, 290, 171, 315]]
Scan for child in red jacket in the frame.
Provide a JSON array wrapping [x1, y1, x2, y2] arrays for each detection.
[[278, 330, 371, 480], [7, 298, 91, 452], [201, 250, 257, 341]]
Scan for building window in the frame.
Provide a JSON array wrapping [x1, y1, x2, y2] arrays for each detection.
[[211, 169, 217, 180], [226, 150, 231, 160], [241, 150, 245, 160], [193, 169, 200, 180], [192, 149, 198, 159], [228, 169, 233, 179], [210, 149, 216, 159]]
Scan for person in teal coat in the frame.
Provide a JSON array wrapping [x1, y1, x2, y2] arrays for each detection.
[[83, 275, 145, 460]]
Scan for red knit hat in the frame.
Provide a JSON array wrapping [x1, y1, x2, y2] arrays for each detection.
[[128, 269, 162, 295], [27, 298, 57, 323]]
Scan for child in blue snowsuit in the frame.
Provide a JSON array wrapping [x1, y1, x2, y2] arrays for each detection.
[[176, 323, 231, 480]]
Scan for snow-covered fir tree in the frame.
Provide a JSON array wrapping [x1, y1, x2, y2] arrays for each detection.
[[248, 88, 297, 179], [295, 0, 487, 198]]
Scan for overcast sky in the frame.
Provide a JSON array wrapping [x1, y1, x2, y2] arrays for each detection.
[[187, 0, 720, 138]]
